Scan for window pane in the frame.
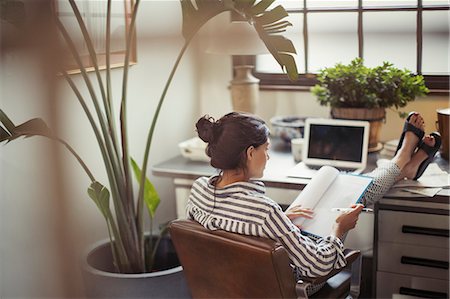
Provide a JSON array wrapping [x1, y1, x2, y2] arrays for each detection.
[[306, 0, 358, 8], [256, 13, 304, 73], [423, 0, 450, 5], [364, 11, 416, 71], [422, 10, 450, 75], [363, 0, 417, 7], [274, 0, 304, 10], [309, 12, 358, 72]]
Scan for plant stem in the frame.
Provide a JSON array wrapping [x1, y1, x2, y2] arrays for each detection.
[[64, 3, 125, 203], [68, 0, 122, 163], [105, 0, 121, 162], [56, 19, 131, 268], [51, 136, 95, 182], [136, 38, 192, 253], [120, 0, 142, 271], [149, 225, 169, 271]]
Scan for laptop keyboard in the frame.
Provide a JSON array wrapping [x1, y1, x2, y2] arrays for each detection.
[[306, 164, 362, 174]]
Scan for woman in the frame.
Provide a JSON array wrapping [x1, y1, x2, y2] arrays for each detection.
[[186, 111, 437, 292]]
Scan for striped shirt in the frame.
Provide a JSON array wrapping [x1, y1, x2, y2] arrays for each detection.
[[186, 175, 347, 278]]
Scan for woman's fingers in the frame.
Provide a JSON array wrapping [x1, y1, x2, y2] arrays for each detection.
[[335, 204, 365, 232], [285, 207, 315, 220], [288, 211, 314, 219]]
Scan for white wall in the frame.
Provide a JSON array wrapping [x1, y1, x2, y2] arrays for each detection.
[[0, 51, 67, 298], [0, 1, 200, 297]]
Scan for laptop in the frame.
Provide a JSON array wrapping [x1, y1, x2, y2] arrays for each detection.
[[288, 118, 370, 178]]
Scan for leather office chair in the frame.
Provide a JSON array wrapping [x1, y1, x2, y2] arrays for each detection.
[[170, 219, 362, 299]]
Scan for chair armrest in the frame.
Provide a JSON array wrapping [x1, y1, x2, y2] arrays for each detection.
[[295, 249, 361, 298]]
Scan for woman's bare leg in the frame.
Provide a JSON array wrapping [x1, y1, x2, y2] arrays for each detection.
[[362, 113, 425, 207]]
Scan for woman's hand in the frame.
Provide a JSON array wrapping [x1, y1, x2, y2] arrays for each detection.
[[332, 204, 364, 239], [285, 205, 314, 228]]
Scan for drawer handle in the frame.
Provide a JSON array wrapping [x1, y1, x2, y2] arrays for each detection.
[[401, 256, 449, 269], [399, 287, 447, 298], [402, 225, 449, 238]]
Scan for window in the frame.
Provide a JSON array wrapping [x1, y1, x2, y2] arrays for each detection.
[[251, 0, 449, 93], [56, 0, 136, 74]]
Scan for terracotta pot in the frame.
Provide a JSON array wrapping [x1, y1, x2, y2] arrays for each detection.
[[331, 107, 386, 152]]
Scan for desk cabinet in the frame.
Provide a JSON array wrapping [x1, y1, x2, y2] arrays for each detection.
[[374, 200, 449, 298]]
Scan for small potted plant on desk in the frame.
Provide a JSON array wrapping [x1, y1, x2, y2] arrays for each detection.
[[0, 0, 298, 298], [311, 58, 429, 152]]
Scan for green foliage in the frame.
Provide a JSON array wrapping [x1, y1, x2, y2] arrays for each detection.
[[1, 0, 299, 274], [0, 110, 52, 142], [131, 157, 160, 218], [311, 58, 429, 110], [180, 0, 298, 80], [88, 181, 111, 220]]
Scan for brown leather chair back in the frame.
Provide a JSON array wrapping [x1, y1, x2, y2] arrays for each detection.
[[170, 219, 297, 298]]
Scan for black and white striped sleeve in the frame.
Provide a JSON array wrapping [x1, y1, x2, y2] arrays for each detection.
[[262, 204, 347, 278]]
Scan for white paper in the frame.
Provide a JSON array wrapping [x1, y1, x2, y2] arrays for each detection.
[[288, 166, 373, 236], [286, 161, 319, 179], [401, 187, 441, 197]]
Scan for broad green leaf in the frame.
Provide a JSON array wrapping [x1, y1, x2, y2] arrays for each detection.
[[14, 118, 52, 138], [262, 35, 296, 53], [88, 181, 110, 219], [0, 126, 11, 142], [180, 0, 298, 81], [0, 110, 52, 143], [251, 4, 298, 81], [262, 20, 291, 33], [130, 157, 160, 217], [254, 5, 287, 26], [248, 0, 274, 15], [255, 30, 298, 80], [180, 0, 299, 81], [180, 0, 230, 41], [0, 109, 16, 133], [233, 0, 257, 12]]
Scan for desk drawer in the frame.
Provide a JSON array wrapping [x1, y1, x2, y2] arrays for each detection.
[[376, 271, 449, 299], [378, 242, 449, 279], [378, 210, 449, 248]]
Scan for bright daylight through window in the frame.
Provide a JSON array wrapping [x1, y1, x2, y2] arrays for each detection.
[[254, 0, 449, 92]]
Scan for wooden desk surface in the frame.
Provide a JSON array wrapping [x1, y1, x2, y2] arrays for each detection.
[[152, 139, 449, 202]]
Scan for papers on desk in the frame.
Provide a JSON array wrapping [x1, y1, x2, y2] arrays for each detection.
[[285, 162, 318, 179], [378, 159, 450, 198]]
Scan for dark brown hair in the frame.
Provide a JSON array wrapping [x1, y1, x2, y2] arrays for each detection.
[[196, 112, 269, 170]]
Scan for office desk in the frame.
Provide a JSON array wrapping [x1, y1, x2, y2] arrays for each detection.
[[153, 141, 449, 297], [152, 139, 449, 216]]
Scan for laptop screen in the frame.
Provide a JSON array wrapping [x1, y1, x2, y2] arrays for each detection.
[[302, 118, 370, 170], [308, 124, 365, 162]]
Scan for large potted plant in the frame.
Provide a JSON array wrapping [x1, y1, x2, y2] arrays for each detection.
[[311, 58, 429, 152], [0, 0, 298, 297]]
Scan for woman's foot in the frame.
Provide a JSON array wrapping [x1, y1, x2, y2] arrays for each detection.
[[395, 111, 426, 155], [401, 133, 440, 180], [392, 113, 425, 170]]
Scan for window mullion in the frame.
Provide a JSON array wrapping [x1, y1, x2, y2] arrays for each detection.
[[417, 0, 423, 75], [303, 0, 309, 74], [358, 0, 363, 59]]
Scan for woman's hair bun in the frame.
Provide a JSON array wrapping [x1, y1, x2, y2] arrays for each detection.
[[196, 115, 216, 143]]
